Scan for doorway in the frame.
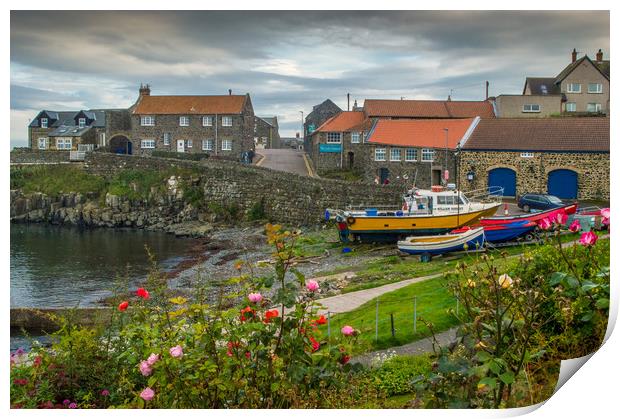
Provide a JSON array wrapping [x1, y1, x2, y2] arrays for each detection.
[[379, 167, 389, 184], [432, 169, 442, 186], [348, 152, 354, 169], [177, 140, 185, 153]]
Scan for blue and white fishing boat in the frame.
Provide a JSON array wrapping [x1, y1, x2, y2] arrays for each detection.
[[397, 226, 485, 256]]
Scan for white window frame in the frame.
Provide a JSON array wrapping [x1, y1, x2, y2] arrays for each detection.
[[179, 116, 190, 126], [522, 104, 541, 113], [222, 116, 233, 127], [187, 139, 193, 148], [520, 152, 535, 158], [78, 117, 86, 128], [587, 103, 602, 113], [221, 139, 232, 151], [40, 118, 48, 128], [202, 116, 213, 126], [390, 148, 401, 161], [565, 102, 577, 112], [140, 116, 155, 126], [351, 132, 360, 144], [374, 148, 386, 162], [141, 139, 156, 149], [99, 133, 106, 147], [588, 83, 603, 94], [56, 138, 72, 150], [405, 148, 417, 162], [37, 137, 48, 150], [566, 83, 581, 93], [163, 133, 171, 145], [421, 148, 435, 162], [202, 139, 214, 151], [326, 132, 342, 144]]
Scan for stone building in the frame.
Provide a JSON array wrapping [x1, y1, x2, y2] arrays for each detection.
[[458, 118, 609, 200], [523, 49, 610, 115], [363, 118, 479, 187], [303, 99, 342, 152], [28, 109, 109, 151], [129, 85, 255, 158], [255, 116, 280, 148]]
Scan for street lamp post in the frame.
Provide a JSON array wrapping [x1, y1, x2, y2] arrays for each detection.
[[300, 111, 304, 147]]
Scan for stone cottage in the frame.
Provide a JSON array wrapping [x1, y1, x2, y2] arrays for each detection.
[[129, 85, 255, 158], [28, 110, 108, 151], [303, 99, 342, 152], [458, 117, 609, 200], [255, 116, 280, 148]]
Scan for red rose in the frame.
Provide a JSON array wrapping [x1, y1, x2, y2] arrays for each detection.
[[309, 336, 320, 352], [340, 354, 350, 365], [136, 288, 150, 299], [240, 306, 254, 322], [316, 315, 327, 325], [118, 301, 129, 311], [264, 309, 279, 323]]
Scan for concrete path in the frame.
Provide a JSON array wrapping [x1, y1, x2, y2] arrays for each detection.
[[256, 148, 310, 176], [315, 273, 443, 315]]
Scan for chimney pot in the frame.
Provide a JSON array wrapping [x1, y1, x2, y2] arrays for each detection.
[[596, 49, 603, 61], [571, 48, 577, 63], [139, 83, 151, 96]]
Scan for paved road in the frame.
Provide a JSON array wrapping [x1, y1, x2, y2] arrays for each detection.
[[256, 148, 310, 176]]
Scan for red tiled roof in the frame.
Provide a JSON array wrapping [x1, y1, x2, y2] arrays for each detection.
[[363, 99, 495, 118], [462, 118, 609, 152], [367, 118, 475, 148], [314, 111, 366, 133], [133, 95, 247, 115]]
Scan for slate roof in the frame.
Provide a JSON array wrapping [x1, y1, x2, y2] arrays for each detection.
[[133, 95, 248, 115], [555, 56, 610, 83], [363, 99, 495, 118], [366, 118, 476, 149], [29, 110, 106, 128], [257, 116, 277, 127], [523, 77, 561, 95], [48, 125, 92, 137], [314, 111, 366, 133], [461, 118, 609, 152]]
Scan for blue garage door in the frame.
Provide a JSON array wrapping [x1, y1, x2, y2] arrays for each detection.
[[488, 168, 517, 197], [548, 169, 578, 199]]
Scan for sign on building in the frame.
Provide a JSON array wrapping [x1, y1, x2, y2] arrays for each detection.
[[319, 144, 342, 153]]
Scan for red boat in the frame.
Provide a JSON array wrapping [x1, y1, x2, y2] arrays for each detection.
[[480, 204, 578, 226]]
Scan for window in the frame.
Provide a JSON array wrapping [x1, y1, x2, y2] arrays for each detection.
[[202, 116, 213, 126], [421, 148, 435, 162], [587, 103, 602, 113], [163, 133, 171, 145], [522, 104, 541, 113], [566, 102, 577, 112], [405, 148, 417, 161], [374, 148, 386, 161], [222, 116, 233, 127], [520, 152, 534, 158], [390, 148, 401, 161], [222, 139, 232, 151], [37, 137, 48, 150], [437, 196, 458, 205], [78, 118, 86, 128], [140, 116, 155, 126], [141, 139, 155, 149], [179, 116, 190, 126], [326, 132, 341, 144], [588, 83, 603, 94], [351, 132, 360, 143], [202, 139, 213, 151], [187, 139, 193, 148], [41, 118, 48, 128], [566, 83, 581, 93], [56, 138, 72, 150]]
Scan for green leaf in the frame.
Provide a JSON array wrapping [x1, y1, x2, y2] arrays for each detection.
[[549, 272, 566, 286], [499, 371, 515, 385], [478, 377, 498, 390], [476, 351, 491, 362], [596, 298, 609, 309], [565, 275, 580, 289], [581, 312, 594, 322], [581, 281, 599, 292], [487, 360, 501, 375]]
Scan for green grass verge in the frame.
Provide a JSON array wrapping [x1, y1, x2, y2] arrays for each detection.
[[10, 165, 107, 197]]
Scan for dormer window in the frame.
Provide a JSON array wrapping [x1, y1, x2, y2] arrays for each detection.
[[41, 118, 48, 128], [78, 118, 86, 128]]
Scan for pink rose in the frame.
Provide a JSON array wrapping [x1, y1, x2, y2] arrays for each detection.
[[139, 360, 152, 376], [248, 293, 262, 304], [554, 211, 568, 225], [140, 387, 155, 401], [169, 345, 183, 358], [579, 231, 598, 247], [306, 280, 320, 292], [569, 219, 581, 233], [146, 353, 159, 366], [538, 218, 552, 231], [601, 208, 610, 225], [341, 325, 354, 336]]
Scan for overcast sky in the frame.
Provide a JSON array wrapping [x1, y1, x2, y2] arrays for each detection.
[[10, 10, 609, 147]]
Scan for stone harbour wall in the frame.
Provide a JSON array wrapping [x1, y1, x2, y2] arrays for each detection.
[[10, 149, 71, 164]]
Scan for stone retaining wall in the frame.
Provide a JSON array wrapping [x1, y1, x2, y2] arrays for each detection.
[[10, 149, 71, 164]]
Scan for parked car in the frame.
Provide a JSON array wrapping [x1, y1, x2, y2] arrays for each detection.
[[517, 193, 566, 213]]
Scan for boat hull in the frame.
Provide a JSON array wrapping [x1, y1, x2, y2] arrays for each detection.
[[453, 220, 537, 243], [398, 227, 485, 255], [480, 204, 577, 226], [345, 205, 500, 243]]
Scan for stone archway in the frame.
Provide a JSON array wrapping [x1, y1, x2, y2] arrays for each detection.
[[110, 135, 132, 155]]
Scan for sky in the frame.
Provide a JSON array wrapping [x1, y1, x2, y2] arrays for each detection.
[[10, 10, 609, 147]]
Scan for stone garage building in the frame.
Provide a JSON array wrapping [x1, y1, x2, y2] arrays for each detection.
[[458, 118, 610, 200]]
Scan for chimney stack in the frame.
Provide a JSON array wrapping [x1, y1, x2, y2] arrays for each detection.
[[228, 89, 232, 96], [596, 49, 604, 61], [139, 83, 151, 96], [571, 48, 577, 63]]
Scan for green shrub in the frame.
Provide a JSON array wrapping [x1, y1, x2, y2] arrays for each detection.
[[247, 199, 266, 221], [10, 165, 106, 197], [371, 354, 432, 396]]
